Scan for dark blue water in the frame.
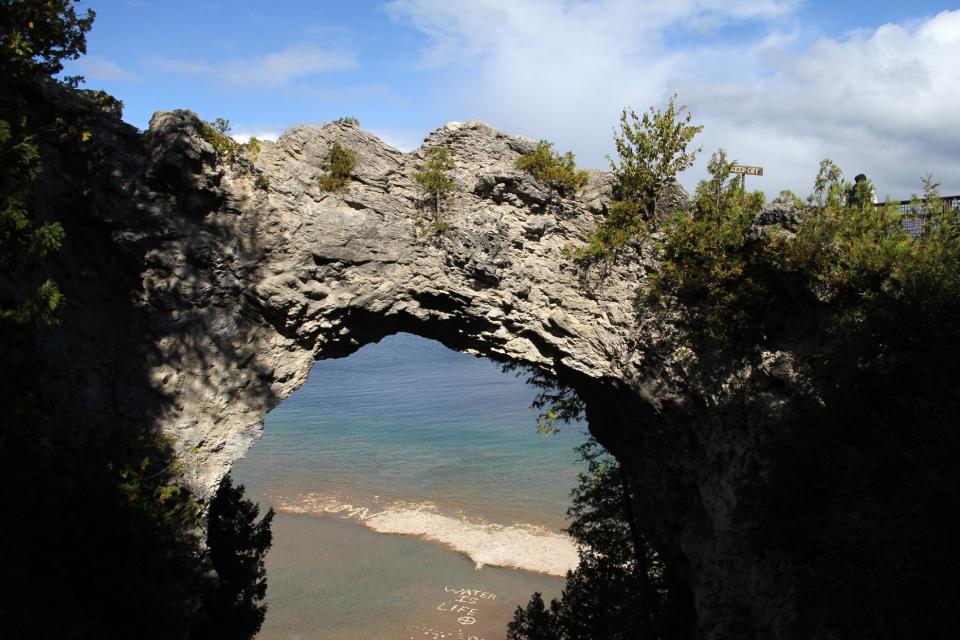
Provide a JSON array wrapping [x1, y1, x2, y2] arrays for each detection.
[[232, 333, 588, 639]]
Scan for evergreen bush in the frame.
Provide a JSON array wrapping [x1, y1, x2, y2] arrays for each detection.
[[576, 94, 701, 261], [515, 140, 588, 195], [414, 146, 456, 235], [317, 142, 356, 193]]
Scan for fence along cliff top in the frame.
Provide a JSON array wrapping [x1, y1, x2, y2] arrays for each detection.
[[898, 194, 960, 237]]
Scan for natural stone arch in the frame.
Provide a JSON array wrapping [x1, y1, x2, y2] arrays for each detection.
[[144, 114, 639, 498], [41, 104, 795, 639]]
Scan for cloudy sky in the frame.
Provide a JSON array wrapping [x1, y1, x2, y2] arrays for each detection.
[[65, 0, 960, 198]]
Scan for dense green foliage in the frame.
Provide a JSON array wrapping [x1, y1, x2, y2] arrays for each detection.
[[190, 475, 275, 640], [2, 450, 275, 638], [638, 125, 960, 635], [1, 5, 201, 636], [576, 95, 702, 261], [317, 141, 356, 192], [1, 5, 274, 638], [515, 140, 588, 194], [646, 148, 768, 348], [731, 174, 960, 638], [0, 0, 94, 80], [554, 95, 960, 636], [0, 0, 86, 326], [508, 440, 689, 639], [1, 415, 206, 638], [414, 146, 456, 235], [0, 115, 64, 325], [646, 155, 949, 359], [200, 117, 261, 162]]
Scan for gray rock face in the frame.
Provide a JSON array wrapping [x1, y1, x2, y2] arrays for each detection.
[[40, 106, 803, 639], [146, 115, 643, 492]]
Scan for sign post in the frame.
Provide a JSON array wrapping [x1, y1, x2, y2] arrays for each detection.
[[729, 164, 763, 191]]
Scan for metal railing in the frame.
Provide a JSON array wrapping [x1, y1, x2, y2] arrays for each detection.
[[897, 195, 960, 237]]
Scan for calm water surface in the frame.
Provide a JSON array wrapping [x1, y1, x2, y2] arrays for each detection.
[[232, 333, 587, 639]]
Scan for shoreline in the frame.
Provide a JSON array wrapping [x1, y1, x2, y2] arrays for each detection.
[[273, 491, 580, 577], [254, 512, 567, 640]]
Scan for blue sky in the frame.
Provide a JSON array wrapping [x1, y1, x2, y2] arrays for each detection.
[[65, 0, 960, 198]]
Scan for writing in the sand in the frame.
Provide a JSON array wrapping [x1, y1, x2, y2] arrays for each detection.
[[436, 586, 497, 627], [321, 502, 384, 521]]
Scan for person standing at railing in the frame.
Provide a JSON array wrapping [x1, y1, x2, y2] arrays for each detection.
[[847, 173, 878, 207]]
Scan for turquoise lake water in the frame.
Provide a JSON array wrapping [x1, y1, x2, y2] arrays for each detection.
[[232, 333, 589, 639]]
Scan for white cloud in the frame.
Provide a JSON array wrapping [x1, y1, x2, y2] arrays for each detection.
[[683, 9, 960, 197], [387, 1, 960, 198], [368, 128, 426, 152], [230, 131, 279, 143], [385, 0, 691, 164], [386, 0, 798, 68], [223, 45, 356, 87], [75, 55, 140, 83], [144, 44, 356, 88]]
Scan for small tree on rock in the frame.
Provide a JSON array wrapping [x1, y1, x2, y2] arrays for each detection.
[[317, 142, 356, 193], [414, 146, 456, 235], [515, 140, 588, 194], [611, 94, 702, 210], [577, 94, 702, 261]]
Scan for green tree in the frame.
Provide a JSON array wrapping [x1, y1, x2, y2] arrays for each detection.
[[577, 94, 702, 261], [647, 148, 767, 348], [508, 593, 561, 640], [692, 148, 757, 217], [0, 417, 207, 639], [0, 0, 95, 80], [808, 158, 844, 210], [317, 141, 356, 192], [190, 475, 275, 640], [201, 117, 239, 158], [0, 0, 89, 327], [611, 95, 703, 208], [414, 146, 456, 235], [771, 189, 804, 207], [200, 118, 262, 163], [0, 117, 64, 326], [515, 140, 588, 194], [917, 173, 943, 219], [907, 174, 945, 236], [648, 154, 960, 637], [509, 440, 686, 640], [1, 6, 275, 639]]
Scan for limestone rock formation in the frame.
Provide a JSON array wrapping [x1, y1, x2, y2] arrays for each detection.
[[34, 103, 802, 639]]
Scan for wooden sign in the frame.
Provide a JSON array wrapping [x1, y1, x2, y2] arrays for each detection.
[[730, 164, 763, 176]]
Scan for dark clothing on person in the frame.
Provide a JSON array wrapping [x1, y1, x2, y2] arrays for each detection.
[[848, 174, 874, 207]]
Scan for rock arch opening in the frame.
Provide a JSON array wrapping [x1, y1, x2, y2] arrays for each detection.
[[231, 331, 589, 638]]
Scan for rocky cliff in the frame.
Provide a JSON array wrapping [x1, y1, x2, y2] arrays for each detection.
[[33, 97, 800, 639]]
